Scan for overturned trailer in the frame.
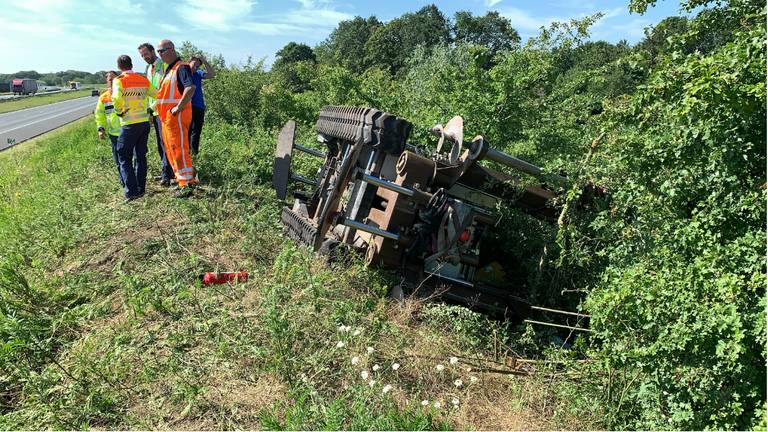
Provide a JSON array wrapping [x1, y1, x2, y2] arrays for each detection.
[[272, 106, 591, 329]]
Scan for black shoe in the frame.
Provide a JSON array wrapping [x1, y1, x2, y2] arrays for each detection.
[[124, 195, 140, 203], [160, 179, 171, 187], [153, 175, 163, 182]]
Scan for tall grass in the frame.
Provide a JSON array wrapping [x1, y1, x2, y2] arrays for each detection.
[[0, 117, 602, 429]]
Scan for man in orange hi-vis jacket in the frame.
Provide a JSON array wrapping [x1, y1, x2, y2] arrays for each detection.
[[155, 39, 198, 198]]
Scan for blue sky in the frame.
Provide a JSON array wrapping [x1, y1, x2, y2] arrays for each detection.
[[0, 0, 684, 73]]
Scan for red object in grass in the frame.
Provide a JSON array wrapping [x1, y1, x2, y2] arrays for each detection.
[[458, 229, 471, 243], [201, 271, 249, 285]]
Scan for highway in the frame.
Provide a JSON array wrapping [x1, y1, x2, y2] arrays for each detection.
[[0, 96, 96, 151]]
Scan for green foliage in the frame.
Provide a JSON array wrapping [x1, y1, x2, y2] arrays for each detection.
[[581, 3, 766, 429], [258, 386, 449, 430], [316, 16, 383, 74], [176, 41, 226, 68], [364, 5, 451, 75], [2, 3, 761, 429], [453, 11, 520, 61]]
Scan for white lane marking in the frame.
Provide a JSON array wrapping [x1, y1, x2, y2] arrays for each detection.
[[0, 104, 94, 134], [0, 96, 94, 118], [0, 97, 95, 128]]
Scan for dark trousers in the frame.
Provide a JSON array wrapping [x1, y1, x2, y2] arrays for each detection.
[[117, 122, 150, 198], [151, 114, 175, 180], [189, 106, 205, 155], [109, 135, 124, 187]]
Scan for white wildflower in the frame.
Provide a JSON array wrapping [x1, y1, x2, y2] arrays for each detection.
[[372, 364, 381, 371], [336, 341, 345, 348], [436, 364, 445, 372], [361, 370, 369, 380], [452, 398, 460, 407], [368, 379, 376, 387], [465, 367, 472, 372], [391, 363, 401, 371], [421, 400, 429, 406], [470, 376, 478, 383], [351, 356, 360, 365], [454, 379, 463, 388], [353, 328, 361, 336], [433, 401, 441, 409], [449, 356, 459, 365], [366, 346, 374, 354], [382, 384, 392, 394]]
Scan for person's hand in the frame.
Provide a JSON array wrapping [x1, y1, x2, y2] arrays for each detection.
[[98, 130, 105, 140], [171, 105, 180, 116]]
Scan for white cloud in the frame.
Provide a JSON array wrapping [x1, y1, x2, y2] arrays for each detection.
[[159, 23, 182, 33], [498, 7, 563, 32], [609, 17, 651, 40], [178, 0, 255, 29], [498, 5, 629, 38], [485, 0, 502, 7], [283, 9, 352, 26], [238, 1, 351, 36], [99, 0, 145, 17], [240, 22, 303, 35]]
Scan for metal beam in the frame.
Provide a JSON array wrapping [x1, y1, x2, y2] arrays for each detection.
[[524, 319, 592, 332], [339, 217, 401, 241], [295, 144, 325, 158]]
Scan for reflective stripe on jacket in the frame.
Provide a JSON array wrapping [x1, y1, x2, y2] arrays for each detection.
[[112, 71, 156, 126], [156, 61, 186, 118], [94, 90, 121, 136]]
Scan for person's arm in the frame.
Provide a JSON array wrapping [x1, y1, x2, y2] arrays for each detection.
[[94, 96, 107, 140], [112, 78, 124, 115], [171, 85, 196, 116], [171, 65, 196, 115], [200, 56, 216, 79]]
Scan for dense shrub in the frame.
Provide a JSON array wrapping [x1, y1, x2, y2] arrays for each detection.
[[193, 3, 766, 428]]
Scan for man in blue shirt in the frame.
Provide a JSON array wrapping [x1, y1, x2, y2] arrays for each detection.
[[188, 56, 216, 156]]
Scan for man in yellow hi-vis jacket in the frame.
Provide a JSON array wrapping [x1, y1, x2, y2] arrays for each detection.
[[95, 71, 123, 186], [112, 54, 156, 202]]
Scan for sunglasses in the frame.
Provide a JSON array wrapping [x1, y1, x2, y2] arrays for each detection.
[[157, 47, 171, 54]]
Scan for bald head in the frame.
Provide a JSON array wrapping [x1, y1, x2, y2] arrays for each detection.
[[157, 39, 177, 63]]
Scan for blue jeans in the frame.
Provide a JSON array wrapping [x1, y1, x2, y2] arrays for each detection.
[[109, 134, 124, 187], [117, 122, 150, 198], [151, 114, 174, 181]]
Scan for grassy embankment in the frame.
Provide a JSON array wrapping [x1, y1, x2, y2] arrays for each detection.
[[0, 89, 99, 114], [0, 117, 602, 429]]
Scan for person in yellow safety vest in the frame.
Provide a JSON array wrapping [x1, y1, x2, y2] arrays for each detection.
[[94, 70, 124, 186], [112, 54, 157, 202], [138, 42, 174, 185], [156, 39, 198, 198]]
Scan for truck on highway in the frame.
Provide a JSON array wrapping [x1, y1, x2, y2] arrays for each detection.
[[69, 81, 81, 90], [11, 79, 37, 95]]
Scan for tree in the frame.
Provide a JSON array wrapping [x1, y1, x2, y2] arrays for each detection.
[[453, 11, 520, 58], [364, 4, 451, 74], [273, 42, 317, 92], [177, 41, 226, 69], [635, 15, 689, 56], [274, 42, 316, 69], [316, 16, 382, 73]]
